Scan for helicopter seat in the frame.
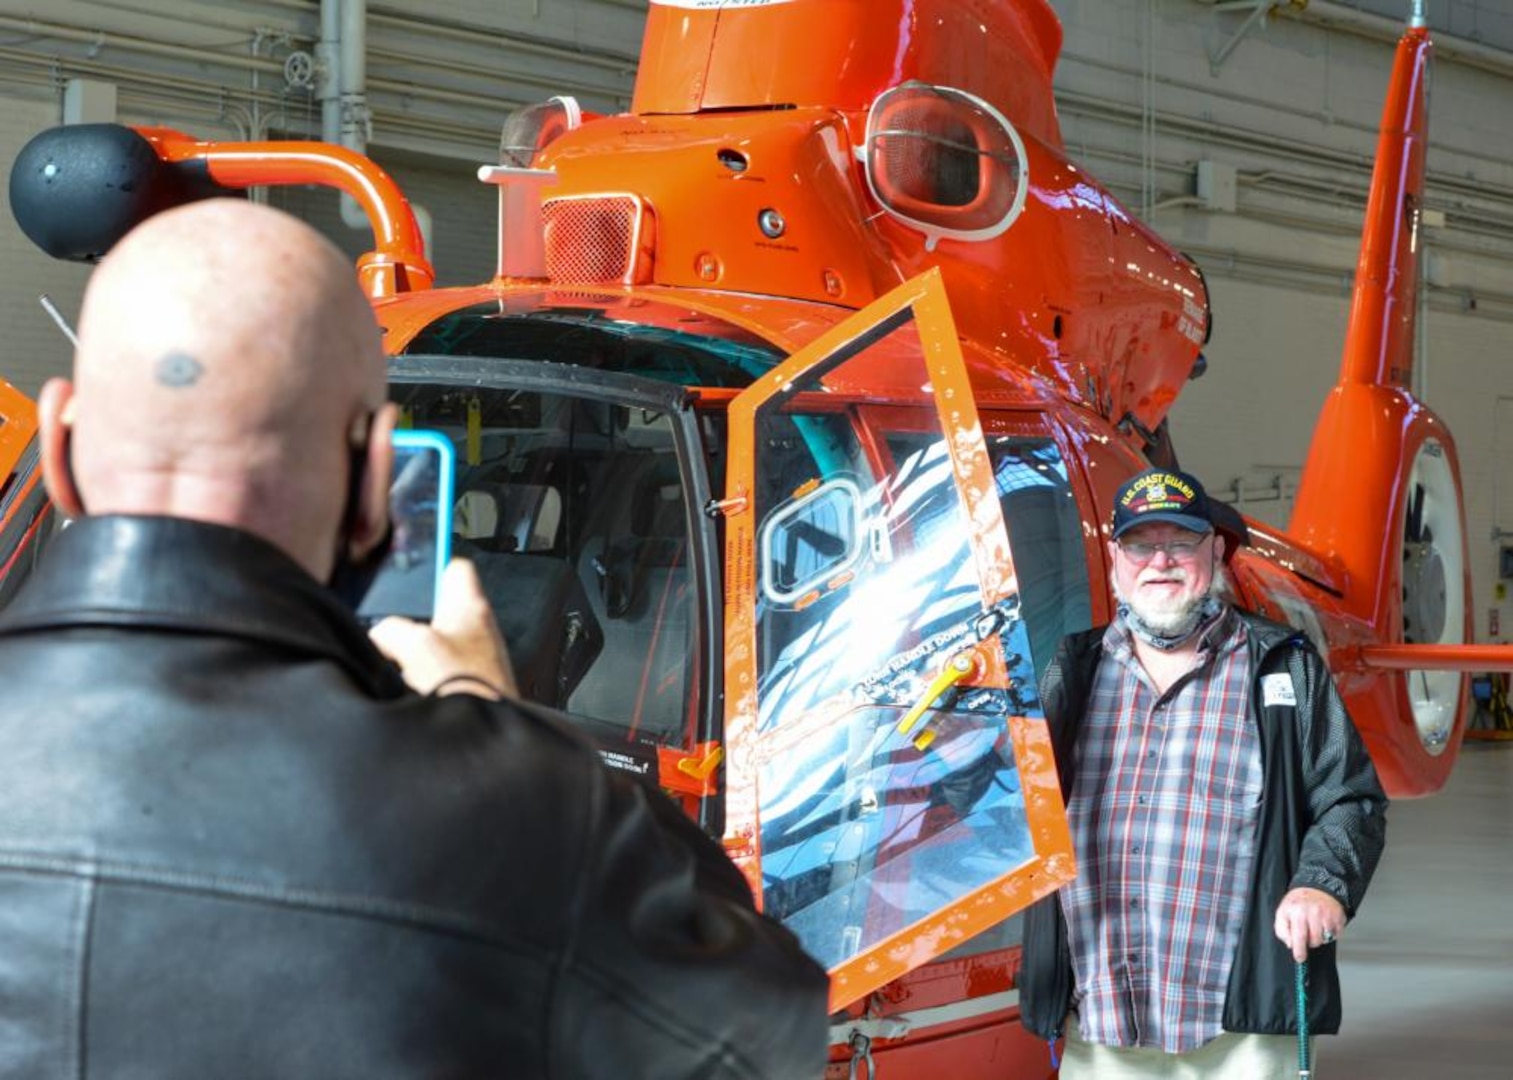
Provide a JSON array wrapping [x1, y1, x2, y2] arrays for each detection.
[[569, 453, 692, 738], [451, 475, 603, 709], [597, 457, 686, 620]]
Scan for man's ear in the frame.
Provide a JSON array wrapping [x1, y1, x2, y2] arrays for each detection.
[[37, 378, 85, 518], [349, 402, 398, 560], [1211, 531, 1229, 563]]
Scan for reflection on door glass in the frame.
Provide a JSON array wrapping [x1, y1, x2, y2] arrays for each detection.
[[989, 435, 1094, 683], [391, 384, 697, 745], [887, 430, 1094, 685], [747, 322, 1041, 972]]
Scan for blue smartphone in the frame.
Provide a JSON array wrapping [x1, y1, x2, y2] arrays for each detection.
[[356, 429, 456, 622]]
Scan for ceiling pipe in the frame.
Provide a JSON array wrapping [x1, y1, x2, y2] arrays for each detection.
[[0, 14, 281, 73], [1198, 0, 1513, 81], [340, 0, 367, 163], [319, 0, 432, 257], [319, 0, 368, 229]]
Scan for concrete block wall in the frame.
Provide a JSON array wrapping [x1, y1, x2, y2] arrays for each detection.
[[1050, 0, 1513, 643], [0, 89, 92, 396]]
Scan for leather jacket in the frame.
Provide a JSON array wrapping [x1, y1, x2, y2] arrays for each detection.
[[0, 515, 829, 1079], [1019, 611, 1387, 1043]]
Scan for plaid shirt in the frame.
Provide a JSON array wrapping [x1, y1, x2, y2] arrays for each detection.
[[1059, 609, 1261, 1053]]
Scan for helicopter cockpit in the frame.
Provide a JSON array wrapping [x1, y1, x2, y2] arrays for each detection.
[[391, 296, 776, 770], [388, 279, 1092, 990]]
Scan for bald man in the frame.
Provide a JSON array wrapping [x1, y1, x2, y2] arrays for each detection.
[[0, 201, 828, 1079]]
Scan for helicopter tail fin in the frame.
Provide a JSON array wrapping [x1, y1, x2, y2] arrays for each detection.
[[1289, 22, 1472, 792]]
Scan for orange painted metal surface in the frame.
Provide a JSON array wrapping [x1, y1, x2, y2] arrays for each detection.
[[137, 127, 434, 298], [633, 0, 1063, 149], [538, 81, 1205, 440], [0, 377, 37, 482], [1355, 644, 1513, 672], [0, 377, 44, 590], [1287, 28, 1469, 797]]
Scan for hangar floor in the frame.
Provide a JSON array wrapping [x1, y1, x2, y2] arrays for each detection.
[[1328, 742, 1513, 1078]]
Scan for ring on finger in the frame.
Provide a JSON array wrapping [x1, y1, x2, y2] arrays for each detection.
[[1321, 928, 1336, 944]]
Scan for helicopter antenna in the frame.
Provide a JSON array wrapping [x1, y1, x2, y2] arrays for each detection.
[[1410, 0, 1427, 29], [38, 294, 78, 348]]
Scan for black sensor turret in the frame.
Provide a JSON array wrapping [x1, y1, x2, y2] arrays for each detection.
[[9, 123, 235, 262]]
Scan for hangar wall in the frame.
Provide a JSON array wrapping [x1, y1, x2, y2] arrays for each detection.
[[1046, 0, 1513, 644], [0, 0, 642, 391], [0, 0, 1512, 639]]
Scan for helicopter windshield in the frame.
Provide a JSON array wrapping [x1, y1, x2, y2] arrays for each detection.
[[386, 360, 726, 768], [399, 298, 782, 387], [387, 299, 789, 764]]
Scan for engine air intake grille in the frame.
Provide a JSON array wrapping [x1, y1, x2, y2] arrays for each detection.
[[543, 194, 653, 284]]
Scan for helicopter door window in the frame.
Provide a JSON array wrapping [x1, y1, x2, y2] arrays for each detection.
[[759, 478, 863, 604], [987, 434, 1095, 681], [886, 427, 1094, 686], [860, 83, 1030, 251], [723, 274, 1079, 1010]]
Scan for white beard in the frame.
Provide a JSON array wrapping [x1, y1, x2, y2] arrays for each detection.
[[1119, 571, 1210, 632], [1125, 583, 1206, 635]]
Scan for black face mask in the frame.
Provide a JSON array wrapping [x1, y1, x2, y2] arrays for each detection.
[[328, 417, 393, 611], [62, 427, 86, 517]]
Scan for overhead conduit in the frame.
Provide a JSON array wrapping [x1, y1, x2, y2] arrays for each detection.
[[1195, 0, 1513, 82]]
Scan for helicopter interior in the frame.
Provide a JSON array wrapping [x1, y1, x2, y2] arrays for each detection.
[[390, 382, 699, 747]]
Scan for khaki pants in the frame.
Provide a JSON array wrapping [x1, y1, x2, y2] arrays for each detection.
[[1060, 1019, 1312, 1079]]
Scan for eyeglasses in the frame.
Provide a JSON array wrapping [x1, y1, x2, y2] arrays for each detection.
[[1117, 535, 1210, 562]]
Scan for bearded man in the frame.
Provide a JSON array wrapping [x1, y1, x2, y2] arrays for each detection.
[[1018, 467, 1387, 1079]]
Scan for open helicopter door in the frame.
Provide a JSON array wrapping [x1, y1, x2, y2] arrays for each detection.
[[0, 378, 51, 606], [721, 269, 1075, 1010]]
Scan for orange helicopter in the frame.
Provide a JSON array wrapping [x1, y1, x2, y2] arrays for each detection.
[[3, 1, 1502, 1075]]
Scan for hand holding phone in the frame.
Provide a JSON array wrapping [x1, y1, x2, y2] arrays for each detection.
[[357, 429, 455, 623], [359, 430, 516, 698], [368, 559, 518, 699]]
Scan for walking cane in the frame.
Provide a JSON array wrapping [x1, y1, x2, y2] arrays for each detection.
[[1296, 957, 1312, 1079]]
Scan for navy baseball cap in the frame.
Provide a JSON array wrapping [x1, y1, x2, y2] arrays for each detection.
[[1111, 468, 1214, 539]]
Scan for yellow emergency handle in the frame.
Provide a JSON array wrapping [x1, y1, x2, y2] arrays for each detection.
[[896, 649, 981, 751], [466, 395, 482, 466]]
